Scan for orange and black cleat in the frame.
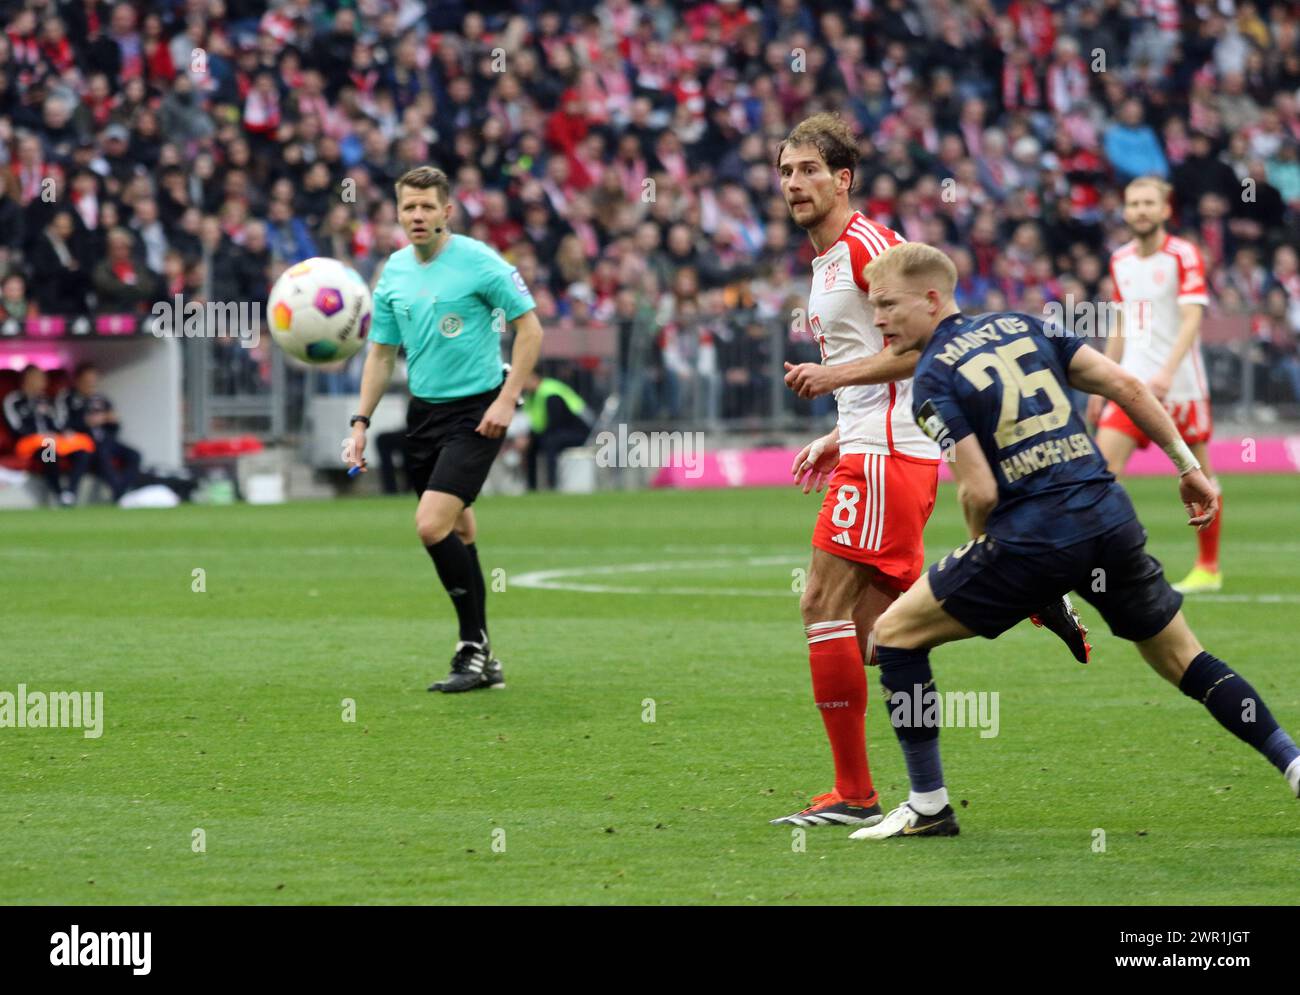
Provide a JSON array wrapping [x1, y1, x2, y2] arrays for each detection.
[[770, 791, 883, 828], [1030, 594, 1091, 664]]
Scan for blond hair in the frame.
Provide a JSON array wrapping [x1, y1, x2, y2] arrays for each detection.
[[1124, 175, 1171, 202], [863, 243, 958, 298]]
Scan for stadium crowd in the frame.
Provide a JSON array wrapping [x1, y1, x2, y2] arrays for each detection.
[[1, 0, 1299, 423]]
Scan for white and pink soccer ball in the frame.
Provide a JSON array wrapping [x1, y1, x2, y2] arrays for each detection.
[[268, 257, 373, 364]]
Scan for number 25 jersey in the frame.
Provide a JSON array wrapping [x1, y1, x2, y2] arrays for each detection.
[[911, 311, 1136, 549]]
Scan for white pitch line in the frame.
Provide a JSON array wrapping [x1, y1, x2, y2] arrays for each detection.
[[510, 557, 1300, 602], [511, 557, 803, 598]]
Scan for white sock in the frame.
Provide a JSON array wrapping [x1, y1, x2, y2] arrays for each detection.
[[908, 787, 949, 816]]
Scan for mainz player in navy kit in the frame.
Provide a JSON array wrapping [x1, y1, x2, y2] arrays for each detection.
[[845, 243, 1300, 840]]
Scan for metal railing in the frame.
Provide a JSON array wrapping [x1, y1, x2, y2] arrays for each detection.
[[177, 309, 1299, 446], [610, 310, 824, 433], [184, 338, 294, 440]]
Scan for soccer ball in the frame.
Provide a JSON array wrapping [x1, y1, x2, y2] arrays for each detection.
[[267, 257, 373, 364]]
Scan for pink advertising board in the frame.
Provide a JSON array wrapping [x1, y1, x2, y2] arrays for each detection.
[[651, 438, 1300, 489]]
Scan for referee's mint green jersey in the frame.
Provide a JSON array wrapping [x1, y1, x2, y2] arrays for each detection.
[[369, 236, 536, 402]]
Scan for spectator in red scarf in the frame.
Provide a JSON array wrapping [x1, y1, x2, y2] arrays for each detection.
[[567, 131, 606, 191], [81, 71, 117, 130], [141, 12, 174, 84], [1008, 0, 1055, 60], [244, 71, 282, 140], [545, 89, 589, 156], [39, 15, 75, 73], [481, 190, 523, 253], [9, 131, 61, 206], [92, 226, 157, 313], [1001, 45, 1042, 113], [6, 8, 41, 80]]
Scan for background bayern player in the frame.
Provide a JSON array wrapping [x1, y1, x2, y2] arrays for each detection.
[[851, 243, 1299, 840], [1088, 177, 1222, 594], [771, 113, 942, 829]]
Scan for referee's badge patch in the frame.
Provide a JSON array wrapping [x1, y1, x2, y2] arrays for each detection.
[[439, 314, 464, 338]]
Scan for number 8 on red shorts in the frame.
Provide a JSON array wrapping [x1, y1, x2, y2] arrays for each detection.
[[810, 452, 939, 591]]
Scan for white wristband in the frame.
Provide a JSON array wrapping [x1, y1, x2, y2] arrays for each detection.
[[1163, 437, 1200, 477]]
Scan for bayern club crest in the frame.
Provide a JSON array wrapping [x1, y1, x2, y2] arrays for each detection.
[[824, 260, 840, 289]]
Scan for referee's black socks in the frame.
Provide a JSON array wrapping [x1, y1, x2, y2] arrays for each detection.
[[465, 542, 489, 643], [425, 533, 482, 645]]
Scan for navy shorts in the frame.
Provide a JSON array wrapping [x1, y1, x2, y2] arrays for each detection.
[[405, 388, 504, 506], [928, 516, 1183, 642]]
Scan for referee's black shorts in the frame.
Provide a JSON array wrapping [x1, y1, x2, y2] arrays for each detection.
[[405, 386, 504, 506]]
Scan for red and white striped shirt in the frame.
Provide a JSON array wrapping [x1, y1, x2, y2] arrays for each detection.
[[807, 213, 940, 460]]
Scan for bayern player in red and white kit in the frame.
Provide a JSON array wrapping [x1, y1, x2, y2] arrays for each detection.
[[1089, 176, 1222, 593], [770, 115, 941, 828]]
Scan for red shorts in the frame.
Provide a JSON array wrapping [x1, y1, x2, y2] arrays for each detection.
[[810, 452, 938, 590], [1098, 398, 1212, 448]]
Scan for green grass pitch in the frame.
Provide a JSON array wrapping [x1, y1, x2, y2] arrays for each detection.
[[2, 474, 1298, 905]]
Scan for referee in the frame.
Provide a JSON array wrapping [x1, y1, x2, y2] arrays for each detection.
[[348, 166, 542, 693]]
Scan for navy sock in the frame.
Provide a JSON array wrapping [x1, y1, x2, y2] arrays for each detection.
[[876, 645, 945, 794], [424, 532, 481, 644], [1180, 651, 1300, 774], [1263, 729, 1300, 775], [465, 542, 488, 643]]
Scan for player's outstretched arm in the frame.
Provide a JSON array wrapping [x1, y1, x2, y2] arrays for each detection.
[[1067, 344, 1216, 529], [346, 342, 398, 472], [949, 434, 999, 539], [477, 309, 543, 439], [783, 349, 918, 399]]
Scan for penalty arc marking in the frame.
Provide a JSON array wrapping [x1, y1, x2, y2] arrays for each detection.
[[511, 557, 801, 598]]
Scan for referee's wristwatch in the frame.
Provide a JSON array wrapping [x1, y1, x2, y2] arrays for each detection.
[[349, 414, 371, 429]]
